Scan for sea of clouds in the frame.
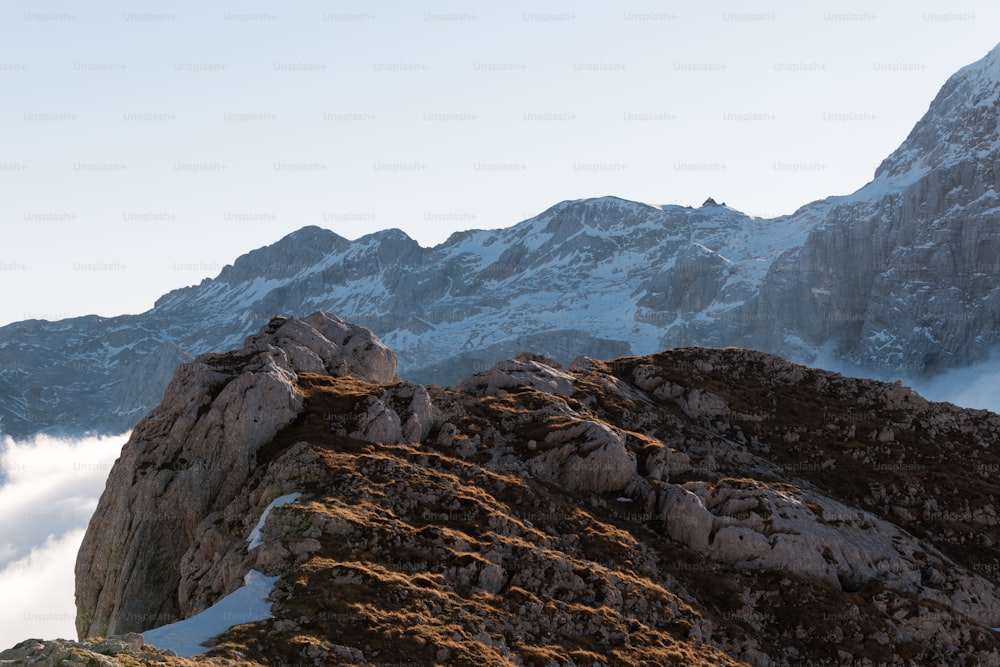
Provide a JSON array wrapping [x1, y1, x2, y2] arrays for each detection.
[[910, 357, 1000, 414], [0, 432, 127, 648], [805, 345, 1000, 414]]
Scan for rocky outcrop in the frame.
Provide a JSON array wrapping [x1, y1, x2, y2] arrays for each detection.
[[0, 634, 191, 667], [66, 314, 1000, 665], [660, 479, 1000, 625], [75, 312, 397, 639]]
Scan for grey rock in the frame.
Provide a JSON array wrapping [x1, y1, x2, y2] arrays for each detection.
[[457, 354, 577, 397], [51, 329, 1000, 664], [742, 45, 1000, 375], [74, 313, 397, 638], [658, 478, 1000, 627], [0, 633, 171, 667], [530, 419, 637, 493], [109, 342, 193, 423]]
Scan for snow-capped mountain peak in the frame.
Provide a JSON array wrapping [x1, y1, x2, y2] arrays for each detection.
[[876, 43, 1000, 181]]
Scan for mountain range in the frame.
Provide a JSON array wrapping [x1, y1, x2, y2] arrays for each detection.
[[2, 45, 1000, 440]]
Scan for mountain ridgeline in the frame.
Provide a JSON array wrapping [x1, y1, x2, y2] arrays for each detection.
[[3, 46, 1000, 439]]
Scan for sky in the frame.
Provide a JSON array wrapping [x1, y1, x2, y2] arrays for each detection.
[[2, 1, 1000, 327]]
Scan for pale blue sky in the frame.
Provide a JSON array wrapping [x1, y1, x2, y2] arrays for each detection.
[[2, 0, 1000, 326]]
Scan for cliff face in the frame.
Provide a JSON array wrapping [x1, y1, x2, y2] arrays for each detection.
[[67, 313, 1000, 666], [74, 312, 397, 639], [745, 44, 1000, 373]]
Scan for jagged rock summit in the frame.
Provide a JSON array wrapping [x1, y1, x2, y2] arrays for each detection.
[[57, 312, 1000, 666], [75, 312, 398, 640], [876, 40, 1000, 180]]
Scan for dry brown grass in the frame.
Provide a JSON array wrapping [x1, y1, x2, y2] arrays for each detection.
[[134, 346, 1000, 665]]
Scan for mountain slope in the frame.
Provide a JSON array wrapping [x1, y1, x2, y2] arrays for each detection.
[[743, 42, 1000, 373], [0, 198, 810, 439], [47, 313, 1000, 665], [3, 45, 1000, 439]]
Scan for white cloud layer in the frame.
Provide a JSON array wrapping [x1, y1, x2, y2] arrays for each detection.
[[804, 346, 1000, 416], [0, 433, 127, 649], [908, 356, 1000, 415]]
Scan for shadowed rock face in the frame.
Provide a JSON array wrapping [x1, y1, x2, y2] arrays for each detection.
[[69, 312, 1000, 666], [7, 44, 1000, 442], [74, 312, 397, 640], [743, 45, 1000, 372]]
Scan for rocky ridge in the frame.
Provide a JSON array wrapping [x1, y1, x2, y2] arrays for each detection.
[[36, 313, 1000, 666], [75, 312, 398, 639]]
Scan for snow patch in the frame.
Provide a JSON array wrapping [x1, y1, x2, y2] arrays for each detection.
[[142, 569, 279, 657], [248, 492, 302, 550]]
